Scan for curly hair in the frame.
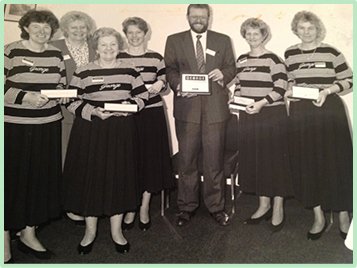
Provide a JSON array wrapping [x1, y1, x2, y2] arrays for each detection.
[[60, 11, 97, 39], [18, 9, 59, 40], [91, 27, 124, 55], [291, 11, 326, 41], [122, 17, 149, 35], [240, 17, 271, 44]]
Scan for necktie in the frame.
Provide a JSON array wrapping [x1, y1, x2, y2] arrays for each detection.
[[196, 35, 205, 73]]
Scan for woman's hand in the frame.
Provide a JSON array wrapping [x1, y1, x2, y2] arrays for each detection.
[[23, 92, 49, 108], [246, 99, 267, 114], [58, 97, 71, 105], [313, 89, 329, 107], [92, 107, 114, 120], [148, 80, 164, 94]]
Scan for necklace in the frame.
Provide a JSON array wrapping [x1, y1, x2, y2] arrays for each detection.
[[300, 46, 318, 61]]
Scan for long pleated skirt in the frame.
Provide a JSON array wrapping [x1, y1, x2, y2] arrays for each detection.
[[288, 95, 352, 211], [62, 116, 141, 217], [5, 121, 62, 230], [134, 107, 175, 193], [238, 105, 293, 197]]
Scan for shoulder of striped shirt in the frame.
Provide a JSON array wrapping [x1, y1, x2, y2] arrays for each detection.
[[5, 40, 63, 55]]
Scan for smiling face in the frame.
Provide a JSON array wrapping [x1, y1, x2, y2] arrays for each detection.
[[125, 24, 146, 48], [245, 27, 265, 49], [296, 20, 318, 45], [96, 35, 119, 61], [25, 22, 52, 45], [187, 7, 209, 34], [66, 19, 88, 42]]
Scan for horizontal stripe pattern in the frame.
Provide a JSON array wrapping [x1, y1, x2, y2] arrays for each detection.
[[4, 40, 65, 124], [284, 43, 353, 91], [118, 50, 166, 108], [67, 60, 148, 121], [234, 52, 287, 105]]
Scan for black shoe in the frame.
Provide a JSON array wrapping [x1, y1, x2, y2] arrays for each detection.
[[64, 214, 85, 226], [176, 211, 194, 227], [113, 241, 130, 254], [307, 222, 327, 240], [4, 257, 14, 263], [77, 239, 95, 255], [339, 229, 347, 240], [17, 240, 53, 260], [211, 211, 230, 226], [122, 221, 135, 231], [271, 216, 285, 233], [244, 208, 272, 225], [139, 220, 151, 231]]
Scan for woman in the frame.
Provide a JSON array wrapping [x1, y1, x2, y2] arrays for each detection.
[[4, 9, 66, 261], [62, 27, 148, 254], [284, 11, 352, 240], [51, 10, 96, 225], [119, 17, 174, 231], [231, 18, 292, 231]]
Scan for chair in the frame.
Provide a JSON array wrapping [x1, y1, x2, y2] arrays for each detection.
[[161, 113, 240, 216]]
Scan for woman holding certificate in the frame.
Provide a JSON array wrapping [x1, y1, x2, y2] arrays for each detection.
[[231, 18, 292, 232], [4, 9, 66, 262], [62, 27, 148, 254], [284, 11, 352, 240], [119, 17, 174, 232], [51, 10, 97, 226]]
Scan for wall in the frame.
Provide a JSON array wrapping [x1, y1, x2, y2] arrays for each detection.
[[4, 4, 353, 153]]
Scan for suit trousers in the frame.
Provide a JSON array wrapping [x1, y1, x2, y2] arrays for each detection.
[[175, 109, 226, 213]]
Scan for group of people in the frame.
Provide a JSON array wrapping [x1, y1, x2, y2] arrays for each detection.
[[3, 4, 352, 263]]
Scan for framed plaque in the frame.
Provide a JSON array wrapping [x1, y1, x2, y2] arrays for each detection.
[[181, 74, 210, 95], [104, 103, 138, 113], [291, 86, 319, 100], [229, 96, 255, 111], [41, 89, 77, 98]]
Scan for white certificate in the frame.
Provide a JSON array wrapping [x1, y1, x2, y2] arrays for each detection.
[[291, 86, 319, 100], [229, 96, 255, 111], [104, 103, 138, 112], [41, 89, 77, 98], [181, 74, 210, 95]]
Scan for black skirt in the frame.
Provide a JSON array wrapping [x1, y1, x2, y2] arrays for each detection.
[[238, 105, 293, 197], [288, 94, 352, 211], [4, 121, 62, 230], [62, 116, 141, 217], [134, 107, 175, 193]]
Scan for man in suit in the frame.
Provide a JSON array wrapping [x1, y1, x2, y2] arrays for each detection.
[[164, 4, 236, 226]]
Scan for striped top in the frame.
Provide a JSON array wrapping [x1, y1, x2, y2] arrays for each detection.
[[118, 50, 166, 109], [67, 59, 149, 121], [284, 43, 353, 92], [4, 40, 66, 124], [233, 52, 288, 106]]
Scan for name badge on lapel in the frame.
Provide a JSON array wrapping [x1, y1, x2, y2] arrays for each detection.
[[238, 57, 248, 64], [206, 48, 216, 56], [92, 77, 104, 83], [22, 58, 34, 66], [315, 62, 326, 68], [63, 55, 71, 60]]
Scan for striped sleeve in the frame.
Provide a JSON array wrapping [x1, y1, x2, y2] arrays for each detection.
[[156, 55, 167, 92], [332, 51, 353, 92], [284, 49, 296, 83], [129, 69, 149, 111], [67, 70, 96, 121], [266, 57, 287, 104]]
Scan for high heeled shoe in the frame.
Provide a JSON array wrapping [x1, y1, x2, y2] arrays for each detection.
[[122, 221, 135, 231], [307, 222, 327, 240], [77, 238, 96, 255], [17, 239, 53, 260], [64, 213, 85, 226], [244, 208, 272, 225], [139, 220, 151, 231], [271, 216, 285, 233], [4, 257, 14, 263], [113, 240, 130, 254], [339, 229, 347, 240]]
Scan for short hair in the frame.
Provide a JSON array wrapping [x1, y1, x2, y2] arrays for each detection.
[[291, 11, 326, 41], [60, 11, 97, 39], [18, 9, 59, 40], [91, 27, 124, 52], [122, 17, 149, 35], [240, 18, 271, 43], [186, 4, 210, 17]]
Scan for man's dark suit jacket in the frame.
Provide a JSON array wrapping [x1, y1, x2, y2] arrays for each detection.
[[164, 30, 236, 124]]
